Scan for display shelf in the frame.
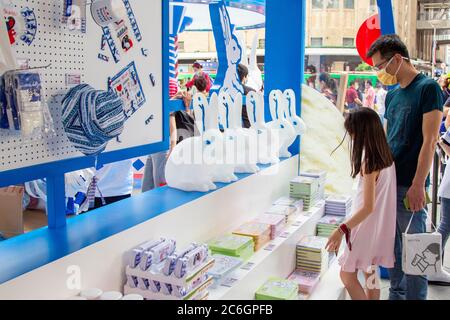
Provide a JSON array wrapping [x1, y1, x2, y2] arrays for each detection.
[[124, 276, 213, 300], [208, 202, 326, 300], [125, 257, 215, 287], [308, 258, 346, 300]]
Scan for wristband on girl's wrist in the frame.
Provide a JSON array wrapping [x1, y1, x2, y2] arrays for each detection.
[[339, 223, 352, 251]]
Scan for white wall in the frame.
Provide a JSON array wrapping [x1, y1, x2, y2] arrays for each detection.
[[0, 157, 298, 300]]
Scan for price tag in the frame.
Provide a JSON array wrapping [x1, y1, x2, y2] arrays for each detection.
[[221, 277, 238, 288], [279, 232, 291, 239], [241, 262, 255, 271], [264, 244, 276, 251]]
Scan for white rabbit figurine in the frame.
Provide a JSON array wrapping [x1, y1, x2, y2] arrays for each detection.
[[267, 90, 296, 158], [246, 91, 280, 165], [218, 91, 259, 174], [193, 93, 238, 184], [283, 89, 307, 136], [165, 98, 217, 192]]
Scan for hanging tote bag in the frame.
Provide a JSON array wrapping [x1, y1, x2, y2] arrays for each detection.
[[402, 210, 442, 276]]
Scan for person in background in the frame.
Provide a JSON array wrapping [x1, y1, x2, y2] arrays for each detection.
[[357, 80, 365, 102], [427, 128, 450, 285], [363, 80, 376, 109], [185, 62, 212, 93], [94, 160, 134, 208], [306, 65, 317, 90], [439, 74, 450, 102], [346, 80, 363, 110], [375, 82, 388, 124], [319, 72, 337, 105], [368, 34, 443, 300], [238, 63, 256, 129], [327, 108, 397, 300], [141, 78, 204, 192]]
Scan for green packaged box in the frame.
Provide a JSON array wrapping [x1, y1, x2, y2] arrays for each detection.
[[209, 234, 255, 260], [290, 177, 319, 196], [255, 278, 299, 300]]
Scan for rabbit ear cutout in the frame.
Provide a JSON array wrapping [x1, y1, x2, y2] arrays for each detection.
[[218, 91, 231, 129], [246, 91, 258, 127], [205, 93, 219, 131], [284, 89, 296, 118], [269, 90, 280, 121], [232, 93, 243, 129], [193, 93, 208, 133]]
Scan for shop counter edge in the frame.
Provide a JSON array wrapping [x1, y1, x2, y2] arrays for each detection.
[[0, 159, 288, 285]]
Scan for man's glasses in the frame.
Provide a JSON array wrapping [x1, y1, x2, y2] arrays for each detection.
[[373, 56, 394, 72]]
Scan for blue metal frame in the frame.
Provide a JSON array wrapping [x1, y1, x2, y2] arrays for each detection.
[[0, 0, 171, 229]]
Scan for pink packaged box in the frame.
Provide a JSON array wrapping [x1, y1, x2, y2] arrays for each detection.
[[254, 214, 287, 239], [288, 270, 320, 294]]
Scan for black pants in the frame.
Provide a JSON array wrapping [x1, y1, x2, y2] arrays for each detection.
[[93, 194, 131, 209]]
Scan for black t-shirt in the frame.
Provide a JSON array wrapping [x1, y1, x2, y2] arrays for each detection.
[[385, 74, 443, 187], [242, 84, 256, 129], [171, 111, 199, 144]]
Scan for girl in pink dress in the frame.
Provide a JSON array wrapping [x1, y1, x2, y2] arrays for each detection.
[[326, 107, 397, 300]]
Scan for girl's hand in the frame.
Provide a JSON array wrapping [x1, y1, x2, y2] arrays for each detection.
[[326, 229, 343, 254]]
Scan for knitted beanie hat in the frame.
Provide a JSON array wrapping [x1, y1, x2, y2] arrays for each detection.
[[62, 84, 125, 156]]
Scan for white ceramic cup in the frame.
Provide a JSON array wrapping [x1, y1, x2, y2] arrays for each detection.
[[90, 0, 127, 27]]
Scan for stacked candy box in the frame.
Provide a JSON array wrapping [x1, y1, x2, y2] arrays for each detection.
[[254, 213, 287, 240], [124, 241, 215, 300], [209, 234, 255, 261], [300, 170, 327, 199], [272, 196, 304, 214], [296, 236, 329, 276], [207, 254, 243, 289], [290, 177, 320, 211], [325, 195, 352, 217], [265, 204, 297, 224], [316, 214, 345, 237], [255, 278, 299, 300], [233, 222, 271, 251], [288, 270, 320, 295]]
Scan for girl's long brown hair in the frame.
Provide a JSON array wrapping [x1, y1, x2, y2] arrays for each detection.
[[333, 108, 394, 179]]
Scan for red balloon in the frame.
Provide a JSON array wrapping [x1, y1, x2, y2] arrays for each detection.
[[356, 14, 381, 66]]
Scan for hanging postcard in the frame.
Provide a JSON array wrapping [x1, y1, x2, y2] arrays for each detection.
[[112, 19, 134, 53], [109, 62, 145, 119]]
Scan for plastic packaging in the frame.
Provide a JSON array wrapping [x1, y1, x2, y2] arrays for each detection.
[[1, 69, 54, 138]]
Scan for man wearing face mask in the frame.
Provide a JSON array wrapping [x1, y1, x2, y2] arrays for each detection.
[[367, 35, 444, 300]]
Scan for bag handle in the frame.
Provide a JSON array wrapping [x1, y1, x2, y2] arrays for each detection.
[[405, 209, 437, 235]]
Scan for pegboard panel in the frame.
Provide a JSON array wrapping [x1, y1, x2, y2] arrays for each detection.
[[0, 0, 163, 172]]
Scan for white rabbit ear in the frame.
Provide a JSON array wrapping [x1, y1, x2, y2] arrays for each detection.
[[246, 91, 258, 127], [205, 93, 219, 131], [233, 93, 243, 129], [284, 89, 297, 118], [218, 91, 230, 129], [255, 92, 265, 125], [193, 93, 207, 133], [269, 90, 279, 121]]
